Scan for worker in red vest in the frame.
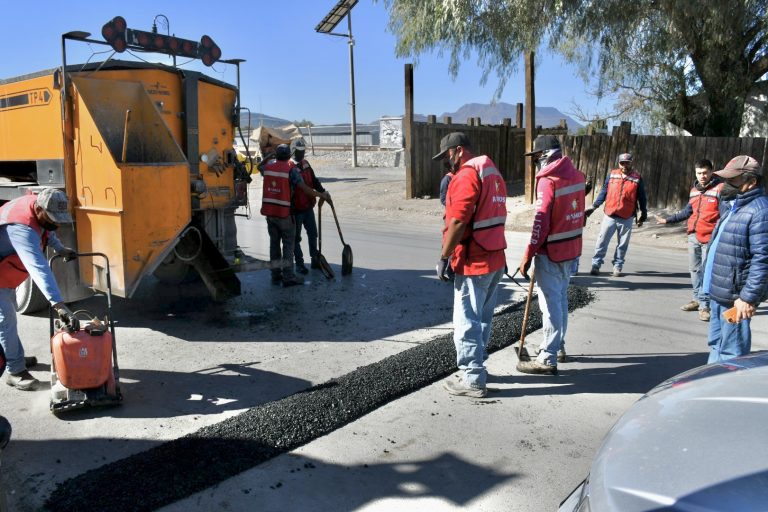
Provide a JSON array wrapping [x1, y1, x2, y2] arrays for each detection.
[[655, 159, 723, 321], [517, 135, 586, 375], [259, 144, 330, 286], [0, 188, 78, 391], [290, 139, 329, 275], [434, 132, 507, 398], [585, 153, 648, 277]]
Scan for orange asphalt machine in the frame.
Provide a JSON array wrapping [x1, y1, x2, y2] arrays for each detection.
[[49, 253, 122, 414]]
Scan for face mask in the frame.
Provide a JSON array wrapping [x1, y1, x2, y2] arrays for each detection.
[[721, 181, 745, 200], [444, 151, 461, 173], [40, 220, 59, 231]]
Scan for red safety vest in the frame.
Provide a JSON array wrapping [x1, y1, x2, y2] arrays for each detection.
[[0, 194, 49, 289], [460, 155, 507, 251], [604, 169, 642, 219], [541, 163, 585, 262], [688, 182, 723, 243], [260, 159, 293, 218], [292, 159, 316, 211]]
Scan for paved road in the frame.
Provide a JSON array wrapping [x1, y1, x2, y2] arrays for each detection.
[[1, 169, 766, 511]]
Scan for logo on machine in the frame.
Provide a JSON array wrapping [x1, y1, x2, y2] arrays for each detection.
[[79, 348, 89, 358], [0, 88, 52, 111]]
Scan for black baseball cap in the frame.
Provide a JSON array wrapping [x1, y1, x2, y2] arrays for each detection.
[[523, 135, 561, 156], [432, 132, 472, 161]]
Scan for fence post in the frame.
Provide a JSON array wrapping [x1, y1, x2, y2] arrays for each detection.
[[525, 51, 536, 203], [427, 115, 436, 124], [404, 63, 415, 199], [443, 116, 452, 125], [516, 103, 523, 129]]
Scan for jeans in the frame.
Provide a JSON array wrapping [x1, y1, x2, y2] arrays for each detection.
[[452, 268, 504, 388], [534, 255, 573, 366], [688, 233, 709, 309], [591, 215, 634, 269], [266, 216, 296, 280], [294, 209, 319, 267], [0, 288, 26, 374], [707, 301, 751, 363]]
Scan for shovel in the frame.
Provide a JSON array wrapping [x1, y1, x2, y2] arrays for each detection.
[[516, 266, 536, 361], [317, 202, 335, 280], [329, 203, 353, 275]]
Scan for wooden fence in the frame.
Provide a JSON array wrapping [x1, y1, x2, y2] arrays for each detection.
[[563, 122, 768, 209], [406, 118, 565, 198], [406, 119, 768, 209]]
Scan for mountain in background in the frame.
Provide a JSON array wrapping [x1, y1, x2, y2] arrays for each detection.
[[429, 103, 583, 132], [241, 102, 583, 132]]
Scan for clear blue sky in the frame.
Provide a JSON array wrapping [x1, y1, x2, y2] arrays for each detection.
[[0, 0, 612, 125]]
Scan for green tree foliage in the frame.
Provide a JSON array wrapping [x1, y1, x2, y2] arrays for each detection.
[[293, 119, 314, 127], [382, 0, 768, 136]]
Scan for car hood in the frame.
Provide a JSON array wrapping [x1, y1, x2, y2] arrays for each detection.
[[588, 352, 768, 511]]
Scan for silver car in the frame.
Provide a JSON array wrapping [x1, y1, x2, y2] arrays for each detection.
[[560, 351, 768, 512]]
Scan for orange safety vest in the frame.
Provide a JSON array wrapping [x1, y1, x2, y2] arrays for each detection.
[[260, 159, 293, 218], [292, 159, 316, 211], [542, 168, 585, 262], [0, 194, 49, 289], [461, 155, 507, 251], [604, 169, 642, 219], [688, 182, 723, 243]]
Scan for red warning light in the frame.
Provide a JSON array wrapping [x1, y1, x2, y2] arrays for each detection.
[[101, 16, 128, 53]]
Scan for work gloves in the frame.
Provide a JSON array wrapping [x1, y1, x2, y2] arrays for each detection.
[[518, 256, 533, 281], [54, 303, 80, 331], [584, 207, 595, 218], [636, 213, 647, 227], [436, 257, 451, 281], [59, 247, 77, 262]]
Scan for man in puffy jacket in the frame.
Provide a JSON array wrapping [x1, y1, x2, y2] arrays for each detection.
[[434, 132, 507, 398], [655, 159, 722, 321], [702, 155, 768, 363], [516, 135, 586, 375], [0, 188, 79, 391], [585, 153, 647, 277]]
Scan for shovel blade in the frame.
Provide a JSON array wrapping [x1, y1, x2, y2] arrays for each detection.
[[341, 245, 353, 275], [318, 253, 334, 280]]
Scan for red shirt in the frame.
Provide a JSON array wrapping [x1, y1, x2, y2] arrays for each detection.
[[444, 166, 506, 276]]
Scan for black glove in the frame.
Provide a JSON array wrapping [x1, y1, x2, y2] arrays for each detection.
[[584, 207, 595, 218], [436, 257, 451, 282], [60, 247, 77, 262], [55, 304, 80, 331], [637, 213, 647, 227]]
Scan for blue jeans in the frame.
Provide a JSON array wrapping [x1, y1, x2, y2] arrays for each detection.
[[707, 301, 751, 363], [452, 269, 504, 388], [294, 209, 319, 267], [0, 288, 26, 374], [266, 216, 296, 280], [688, 233, 709, 309], [535, 255, 573, 366], [591, 215, 634, 269]]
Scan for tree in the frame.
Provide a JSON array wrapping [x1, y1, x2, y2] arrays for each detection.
[[293, 119, 314, 127], [382, 0, 768, 136]]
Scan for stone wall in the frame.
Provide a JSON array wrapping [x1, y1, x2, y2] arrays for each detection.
[[309, 149, 404, 168]]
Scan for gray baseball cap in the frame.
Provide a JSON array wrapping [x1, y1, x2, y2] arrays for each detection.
[[715, 155, 761, 179], [432, 132, 472, 161], [36, 188, 73, 224]]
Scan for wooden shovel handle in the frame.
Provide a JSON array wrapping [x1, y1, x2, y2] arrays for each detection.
[[518, 266, 536, 356]]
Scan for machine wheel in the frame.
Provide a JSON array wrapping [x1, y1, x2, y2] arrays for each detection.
[[15, 276, 48, 314]]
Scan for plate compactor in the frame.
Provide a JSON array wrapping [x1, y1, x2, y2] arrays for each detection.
[[49, 253, 122, 414]]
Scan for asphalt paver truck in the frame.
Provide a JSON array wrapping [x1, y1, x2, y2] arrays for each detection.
[[0, 16, 255, 313]]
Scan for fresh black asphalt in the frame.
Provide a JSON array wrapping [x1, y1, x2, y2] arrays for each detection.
[[45, 287, 592, 512]]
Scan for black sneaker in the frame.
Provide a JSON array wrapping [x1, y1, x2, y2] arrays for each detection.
[[6, 370, 39, 391], [271, 273, 283, 285], [590, 266, 600, 276], [282, 276, 305, 287], [310, 260, 320, 269], [295, 264, 309, 275]]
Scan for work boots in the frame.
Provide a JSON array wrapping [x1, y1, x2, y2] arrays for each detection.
[[680, 300, 699, 311], [589, 266, 599, 276], [6, 370, 39, 391], [282, 275, 305, 288], [699, 308, 711, 321], [443, 378, 487, 398], [516, 360, 558, 375]]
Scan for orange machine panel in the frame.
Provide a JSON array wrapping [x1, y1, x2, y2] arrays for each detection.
[[51, 329, 112, 389]]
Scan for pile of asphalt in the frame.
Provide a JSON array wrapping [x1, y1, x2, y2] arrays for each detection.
[[46, 286, 592, 512]]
